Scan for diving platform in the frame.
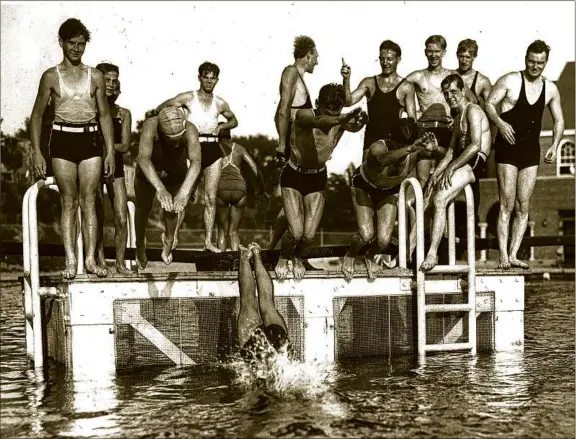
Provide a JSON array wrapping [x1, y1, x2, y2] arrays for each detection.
[[20, 177, 528, 379]]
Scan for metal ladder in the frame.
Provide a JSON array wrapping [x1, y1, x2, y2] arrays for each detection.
[[22, 177, 137, 370], [398, 178, 477, 362]]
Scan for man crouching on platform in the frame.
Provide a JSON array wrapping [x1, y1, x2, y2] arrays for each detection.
[[275, 84, 367, 281], [342, 119, 441, 280], [134, 106, 202, 270]]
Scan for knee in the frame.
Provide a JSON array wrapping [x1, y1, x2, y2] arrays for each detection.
[[115, 211, 128, 230], [432, 194, 447, 210], [205, 192, 217, 207], [499, 199, 514, 215], [289, 227, 304, 242], [60, 194, 78, 211], [358, 226, 374, 244], [515, 200, 531, 217]]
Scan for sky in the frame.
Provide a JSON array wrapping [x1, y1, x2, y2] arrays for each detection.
[[1, 1, 574, 173]]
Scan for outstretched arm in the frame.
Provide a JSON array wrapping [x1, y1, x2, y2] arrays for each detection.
[[156, 91, 193, 114], [296, 107, 362, 130]]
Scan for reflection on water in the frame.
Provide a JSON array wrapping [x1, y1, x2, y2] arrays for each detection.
[[1, 280, 574, 438]]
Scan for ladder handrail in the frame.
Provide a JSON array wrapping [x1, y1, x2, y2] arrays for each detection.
[[398, 177, 425, 270], [25, 177, 58, 370], [463, 185, 477, 356]]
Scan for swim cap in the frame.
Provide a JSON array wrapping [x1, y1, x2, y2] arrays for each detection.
[[158, 106, 186, 138]]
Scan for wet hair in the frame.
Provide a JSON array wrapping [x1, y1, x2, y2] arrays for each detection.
[[390, 118, 418, 146], [95, 62, 119, 75], [317, 83, 345, 110], [526, 40, 551, 60], [425, 35, 447, 50], [58, 18, 91, 42], [199, 62, 220, 78], [379, 40, 401, 57], [441, 73, 465, 91], [457, 39, 478, 57], [293, 35, 316, 59]]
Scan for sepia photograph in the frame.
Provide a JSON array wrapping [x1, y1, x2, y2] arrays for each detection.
[[1, 1, 574, 437]]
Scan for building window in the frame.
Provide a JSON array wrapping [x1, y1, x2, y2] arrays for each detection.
[[557, 141, 575, 176]]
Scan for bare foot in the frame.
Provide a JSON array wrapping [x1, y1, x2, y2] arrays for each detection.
[[85, 260, 108, 277], [239, 244, 253, 261], [498, 255, 511, 270], [275, 257, 290, 280], [161, 233, 173, 265], [204, 242, 221, 253], [365, 255, 380, 279], [116, 264, 132, 274], [136, 246, 148, 271], [248, 242, 262, 258], [292, 257, 306, 281], [341, 254, 355, 282], [420, 254, 438, 272], [509, 257, 529, 269], [62, 260, 77, 280]]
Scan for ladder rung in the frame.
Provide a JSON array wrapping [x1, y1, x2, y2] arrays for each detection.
[[426, 265, 469, 274], [425, 342, 473, 352], [425, 303, 473, 313]]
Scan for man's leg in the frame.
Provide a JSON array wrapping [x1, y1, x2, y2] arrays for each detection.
[[342, 187, 375, 281], [370, 196, 398, 271], [134, 179, 156, 271], [269, 208, 288, 250], [237, 245, 262, 348], [78, 157, 107, 277], [496, 164, 518, 269], [109, 178, 130, 273], [292, 191, 325, 280], [228, 196, 247, 252], [51, 159, 80, 279], [202, 159, 223, 253], [416, 158, 434, 188], [421, 167, 475, 271], [509, 165, 538, 269], [216, 197, 230, 252], [95, 184, 107, 269], [251, 242, 290, 354], [275, 187, 304, 279]]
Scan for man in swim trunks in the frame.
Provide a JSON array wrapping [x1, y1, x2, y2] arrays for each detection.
[[341, 39, 417, 162], [485, 40, 564, 269], [406, 35, 477, 188], [216, 127, 269, 252], [95, 62, 133, 274], [275, 84, 368, 281], [157, 62, 238, 252], [420, 74, 492, 272], [269, 36, 318, 250], [134, 106, 202, 270], [238, 242, 292, 365], [29, 18, 116, 280], [342, 119, 440, 280]]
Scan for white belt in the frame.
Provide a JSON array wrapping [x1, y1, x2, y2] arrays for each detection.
[[287, 160, 326, 174], [199, 136, 219, 143], [52, 124, 98, 133]]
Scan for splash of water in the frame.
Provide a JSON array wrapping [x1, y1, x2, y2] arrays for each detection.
[[227, 349, 337, 400]]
